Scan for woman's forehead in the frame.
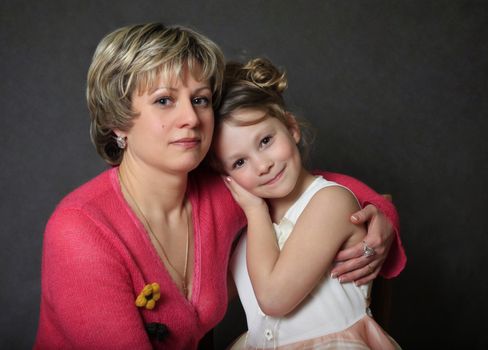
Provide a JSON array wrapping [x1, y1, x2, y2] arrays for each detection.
[[137, 63, 210, 94]]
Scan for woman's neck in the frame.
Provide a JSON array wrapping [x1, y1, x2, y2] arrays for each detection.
[[268, 168, 315, 223], [118, 159, 188, 219]]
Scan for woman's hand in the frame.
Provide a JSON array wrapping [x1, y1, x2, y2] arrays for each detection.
[[222, 176, 267, 214], [330, 204, 395, 285]]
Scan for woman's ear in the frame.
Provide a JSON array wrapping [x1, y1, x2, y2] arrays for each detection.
[[285, 112, 301, 144], [113, 129, 126, 139]]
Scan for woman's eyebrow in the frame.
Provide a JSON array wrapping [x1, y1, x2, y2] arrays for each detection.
[[149, 85, 211, 95]]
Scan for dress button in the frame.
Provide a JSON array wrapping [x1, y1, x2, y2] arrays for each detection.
[[264, 328, 273, 341], [366, 307, 373, 317]]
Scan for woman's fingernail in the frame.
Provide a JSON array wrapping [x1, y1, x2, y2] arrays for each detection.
[[330, 272, 336, 279], [351, 215, 359, 222], [226, 176, 231, 182]]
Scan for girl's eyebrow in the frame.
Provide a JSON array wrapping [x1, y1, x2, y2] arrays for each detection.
[[223, 124, 273, 163], [222, 151, 243, 165]]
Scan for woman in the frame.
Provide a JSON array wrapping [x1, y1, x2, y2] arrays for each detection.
[[35, 23, 405, 349]]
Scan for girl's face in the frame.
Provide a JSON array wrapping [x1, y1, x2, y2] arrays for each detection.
[[117, 65, 214, 174], [215, 108, 303, 199]]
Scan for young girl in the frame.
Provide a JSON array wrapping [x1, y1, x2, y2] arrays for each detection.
[[212, 58, 401, 349]]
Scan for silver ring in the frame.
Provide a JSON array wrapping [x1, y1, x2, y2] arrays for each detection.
[[362, 241, 375, 257]]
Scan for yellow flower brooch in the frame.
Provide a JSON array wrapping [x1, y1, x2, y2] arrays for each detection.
[[135, 283, 161, 310]]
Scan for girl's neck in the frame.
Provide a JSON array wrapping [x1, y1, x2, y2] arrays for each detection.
[[118, 159, 188, 219], [267, 167, 315, 223]]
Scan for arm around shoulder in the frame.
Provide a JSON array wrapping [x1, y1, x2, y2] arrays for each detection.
[[315, 170, 406, 277]]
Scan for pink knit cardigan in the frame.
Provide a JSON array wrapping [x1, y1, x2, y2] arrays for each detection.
[[35, 167, 405, 349]]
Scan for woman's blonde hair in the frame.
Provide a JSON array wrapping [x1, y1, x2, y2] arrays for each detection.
[[87, 23, 225, 164]]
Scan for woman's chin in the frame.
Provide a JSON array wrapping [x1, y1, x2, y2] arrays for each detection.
[[172, 157, 205, 174]]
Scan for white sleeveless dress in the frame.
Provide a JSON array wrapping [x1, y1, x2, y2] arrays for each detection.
[[229, 176, 401, 349]]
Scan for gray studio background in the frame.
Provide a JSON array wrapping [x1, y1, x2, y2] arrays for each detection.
[[1, 0, 487, 348]]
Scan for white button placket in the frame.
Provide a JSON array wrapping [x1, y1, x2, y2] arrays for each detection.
[[264, 328, 273, 341], [261, 313, 274, 347], [259, 313, 280, 348], [359, 283, 373, 317]]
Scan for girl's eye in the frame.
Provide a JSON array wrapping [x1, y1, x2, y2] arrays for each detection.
[[260, 136, 272, 147], [232, 159, 245, 169], [156, 97, 172, 106], [192, 96, 210, 107]]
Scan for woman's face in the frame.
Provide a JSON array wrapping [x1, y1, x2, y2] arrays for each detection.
[[119, 66, 214, 174], [214, 108, 302, 199]]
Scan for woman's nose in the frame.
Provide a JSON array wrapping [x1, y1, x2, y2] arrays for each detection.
[[178, 100, 200, 128]]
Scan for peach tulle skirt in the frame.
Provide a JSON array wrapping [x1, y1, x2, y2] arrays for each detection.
[[228, 316, 401, 350]]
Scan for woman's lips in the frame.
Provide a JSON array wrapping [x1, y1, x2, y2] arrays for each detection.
[[170, 137, 200, 149]]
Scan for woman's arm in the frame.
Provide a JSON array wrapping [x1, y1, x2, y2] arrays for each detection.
[[35, 208, 152, 349], [224, 177, 365, 317], [315, 171, 407, 284]]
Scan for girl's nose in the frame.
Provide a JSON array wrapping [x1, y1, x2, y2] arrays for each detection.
[[257, 158, 274, 176]]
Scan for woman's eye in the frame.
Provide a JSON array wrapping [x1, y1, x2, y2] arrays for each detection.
[[232, 159, 245, 169], [192, 96, 210, 107], [156, 97, 172, 106]]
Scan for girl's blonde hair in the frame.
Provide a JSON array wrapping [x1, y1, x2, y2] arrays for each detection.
[[87, 23, 225, 164]]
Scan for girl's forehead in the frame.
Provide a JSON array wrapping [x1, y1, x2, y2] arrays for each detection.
[[228, 109, 269, 126]]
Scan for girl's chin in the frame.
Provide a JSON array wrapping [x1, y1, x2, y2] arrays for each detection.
[[262, 187, 295, 200]]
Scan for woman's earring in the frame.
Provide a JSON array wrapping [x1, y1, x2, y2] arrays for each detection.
[[115, 135, 127, 149]]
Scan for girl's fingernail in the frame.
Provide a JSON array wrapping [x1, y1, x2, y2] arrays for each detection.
[[330, 272, 336, 279], [351, 215, 359, 222], [226, 176, 231, 182]]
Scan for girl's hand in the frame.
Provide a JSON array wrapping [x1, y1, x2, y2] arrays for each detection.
[[330, 204, 394, 285], [222, 176, 267, 214]]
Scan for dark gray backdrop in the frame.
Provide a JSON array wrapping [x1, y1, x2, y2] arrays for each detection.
[[1, 0, 487, 348]]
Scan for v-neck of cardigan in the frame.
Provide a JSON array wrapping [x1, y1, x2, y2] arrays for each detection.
[[110, 167, 200, 307]]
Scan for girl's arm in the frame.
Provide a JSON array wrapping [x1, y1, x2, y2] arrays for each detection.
[[316, 171, 406, 284], [224, 177, 365, 317]]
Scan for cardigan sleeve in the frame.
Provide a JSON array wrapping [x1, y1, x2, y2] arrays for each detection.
[[313, 170, 406, 278], [35, 207, 152, 350]]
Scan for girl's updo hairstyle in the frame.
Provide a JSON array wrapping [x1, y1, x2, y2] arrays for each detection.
[[217, 57, 289, 127]]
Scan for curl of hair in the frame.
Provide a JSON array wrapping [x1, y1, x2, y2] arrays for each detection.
[[87, 23, 225, 164], [218, 58, 288, 123], [241, 58, 288, 94]]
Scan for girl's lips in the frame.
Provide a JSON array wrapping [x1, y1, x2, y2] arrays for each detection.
[[263, 167, 285, 186]]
